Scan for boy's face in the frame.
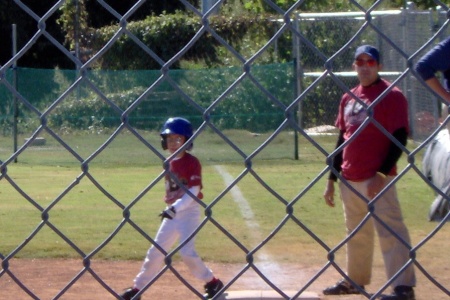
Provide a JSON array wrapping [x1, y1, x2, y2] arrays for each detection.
[[166, 133, 186, 153]]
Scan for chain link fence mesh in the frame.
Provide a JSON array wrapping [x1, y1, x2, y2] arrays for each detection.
[[1, 0, 450, 299]]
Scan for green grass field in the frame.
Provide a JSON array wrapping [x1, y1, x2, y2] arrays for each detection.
[[0, 129, 447, 270]]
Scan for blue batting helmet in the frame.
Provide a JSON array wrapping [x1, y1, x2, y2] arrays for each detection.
[[160, 117, 194, 150]]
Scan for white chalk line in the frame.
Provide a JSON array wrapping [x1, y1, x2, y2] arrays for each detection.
[[214, 165, 283, 275]]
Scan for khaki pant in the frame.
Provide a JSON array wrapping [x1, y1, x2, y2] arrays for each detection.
[[339, 177, 416, 288]]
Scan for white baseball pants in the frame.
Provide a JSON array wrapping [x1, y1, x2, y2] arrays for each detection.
[[133, 205, 214, 290]]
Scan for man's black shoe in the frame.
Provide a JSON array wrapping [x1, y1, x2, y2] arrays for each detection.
[[323, 279, 365, 295], [381, 285, 415, 300]]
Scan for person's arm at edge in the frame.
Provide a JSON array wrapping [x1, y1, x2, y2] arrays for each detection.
[[424, 77, 450, 104], [415, 37, 450, 104]]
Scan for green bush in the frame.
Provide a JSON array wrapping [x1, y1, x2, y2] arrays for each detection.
[[91, 12, 279, 70]]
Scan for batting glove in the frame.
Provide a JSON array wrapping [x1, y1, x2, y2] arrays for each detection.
[[159, 206, 176, 220]]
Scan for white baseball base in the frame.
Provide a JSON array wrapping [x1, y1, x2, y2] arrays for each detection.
[[217, 290, 319, 299]]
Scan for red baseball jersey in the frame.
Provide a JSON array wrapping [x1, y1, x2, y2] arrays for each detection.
[[164, 153, 203, 204]]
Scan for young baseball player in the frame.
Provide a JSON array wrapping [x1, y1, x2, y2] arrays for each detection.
[[120, 117, 223, 300]]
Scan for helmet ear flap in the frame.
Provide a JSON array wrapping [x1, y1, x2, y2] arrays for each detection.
[[161, 136, 168, 150]]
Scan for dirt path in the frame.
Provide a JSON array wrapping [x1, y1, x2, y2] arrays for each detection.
[[0, 259, 448, 299]]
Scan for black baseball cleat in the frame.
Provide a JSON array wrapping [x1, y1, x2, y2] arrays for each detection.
[[204, 278, 224, 299], [120, 287, 141, 300], [323, 279, 365, 295], [380, 286, 415, 300]]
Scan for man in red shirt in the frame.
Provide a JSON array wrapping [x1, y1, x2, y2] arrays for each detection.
[[323, 45, 416, 300]]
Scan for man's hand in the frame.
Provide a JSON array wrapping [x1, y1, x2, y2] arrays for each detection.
[[367, 172, 387, 199], [323, 180, 336, 207], [159, 206, 176, 220]]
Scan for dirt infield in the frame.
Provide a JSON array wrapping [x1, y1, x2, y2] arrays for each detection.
[[0, 259, 449, 299]]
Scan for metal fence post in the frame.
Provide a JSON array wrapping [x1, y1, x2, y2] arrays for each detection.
[[405, 2, 414, 140], [12, 24, 18, 163], [293, 14, 302, 160]]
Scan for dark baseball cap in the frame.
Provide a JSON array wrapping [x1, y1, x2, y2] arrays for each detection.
[[354, 45, 380, 62]]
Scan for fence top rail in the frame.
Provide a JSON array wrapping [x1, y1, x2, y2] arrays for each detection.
[[295, 8, 443, 21], [304, 71, 403, 77], [297, 10, 402, 19]]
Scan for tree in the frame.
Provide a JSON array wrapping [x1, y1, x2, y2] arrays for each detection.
[[0, 0, 70, 68], [84, 0, 199, 28], [0, 0, 199, 68], [58, 0, 90, 64], [1, 0, 444, 69]]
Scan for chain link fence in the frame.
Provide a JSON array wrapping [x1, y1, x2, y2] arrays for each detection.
[[1, 0, 450, 299]]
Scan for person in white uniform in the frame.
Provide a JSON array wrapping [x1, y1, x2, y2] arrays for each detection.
[[120, 117, 223, 300]]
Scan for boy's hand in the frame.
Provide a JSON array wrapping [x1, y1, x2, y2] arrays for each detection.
[[159, 206, 176, 220]]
